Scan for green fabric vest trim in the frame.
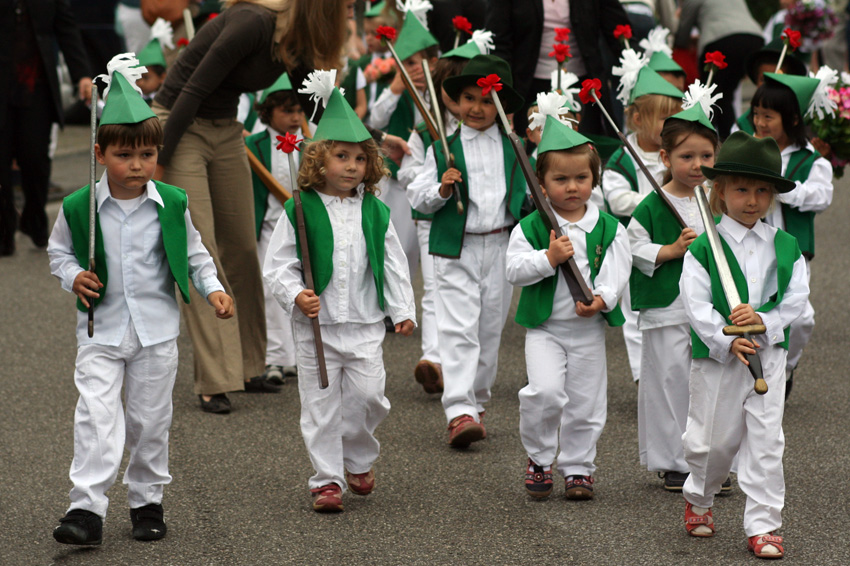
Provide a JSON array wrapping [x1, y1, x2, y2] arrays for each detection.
[[284, 190, 390, 309], [604, 146, 638, 225], [247, 129, 272, 240], [688, 228, 801, 358], [429, 128, 526, 257], [514, 209, 625, 328], [63, 181, 191, 312], [629, 192, 687, 310], [385, 91, 416, 179], [243, 92, 258, 133], [782, 147, 818, 258], [736, 109, 755, 135], [411, 121, 436, 221]]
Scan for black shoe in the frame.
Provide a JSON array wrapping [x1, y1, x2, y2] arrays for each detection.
[[720, 475, 733, 493], [384, 316, 395, 333], [661, 471, 689, 492], [130, 503, 167, 541], [53, 509, 102, 546], [243, 375, 281, 393], [199, 393, 231, 414]]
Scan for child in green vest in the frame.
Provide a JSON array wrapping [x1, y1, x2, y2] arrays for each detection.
[[47, 55, 233, 545], [628, 98, 718, 492], [750, 70, 835, 395], [407, 54, 527, 448], [247, 73, 304, 387], [262, 74, 416, 513], [679, 132, 809, 559], [135, 18, 172, 105], [506, 114, 631, 500]]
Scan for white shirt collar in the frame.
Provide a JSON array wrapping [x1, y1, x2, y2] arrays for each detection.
[[460, 122, 501, 143], [95, 171, 162, 211], [554, 200, 600, 233], [314, 184, 365, 205], [719, 213, 769, 243]]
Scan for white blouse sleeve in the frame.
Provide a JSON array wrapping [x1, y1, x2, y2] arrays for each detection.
[[593, 223, 632, 312], [778, 155, 834, 213], [505, 223, 556, 287], [262, 213, 305, 317]]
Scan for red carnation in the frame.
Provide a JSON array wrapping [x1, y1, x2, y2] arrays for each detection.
[[554, 27, 571, 43], [276, 133, 303, 154], [207, 13, 218, 21], [376, 25, 397, 42], [579, 78, 602, 105], [613, 25, 632, 40], [704, 51, 728, 70], [452, 15, 473, 35], [783, 27, 802, 50], [548, 43, 571, 63], [476, 74, 503, 96], [177, 38, 189, 48]]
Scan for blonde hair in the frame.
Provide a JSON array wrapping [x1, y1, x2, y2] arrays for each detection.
[[709, 175, 777, 215], [626, 94, 682, 140], [298, 139, 388, 194], [225, 0, 348, 69]]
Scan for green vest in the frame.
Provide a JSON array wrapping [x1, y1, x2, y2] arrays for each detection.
[[628, 192, 687, 310], [429, 128, 527, 258], [63, 181, 192, 312], [736, 108, 755, 135], [514, 209, 626, 328], [604, 146, 638, 226], [782, 147, 819, 258], [284, 190, 391, 309], [242, 92, 259, 133], [385, 91, 416, 179], [246, 129, 273, 239], [688, 228, 801, 358]]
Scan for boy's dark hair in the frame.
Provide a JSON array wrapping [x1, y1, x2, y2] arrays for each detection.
[[145, 64, 166, 77], [430, 56, 468, 122], [750, 81, 809, 149], [254, 90, 301, 126], [97, 116, 163, 150], [536, 143, 601, 188]]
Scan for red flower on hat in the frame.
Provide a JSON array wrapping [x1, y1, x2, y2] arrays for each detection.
[[476, 74, 503, 96], [554, 27, 571, 43], [452, 16, 473, 35], [704, 51, 728, 70], [207, 13, 218, 21], [782, 28, 802, 50], [579, 78, 602, 105], [177, 38, 189, 48], [276, 133, 303, 154], [548, 43, 571, 63], [376, 25, 397, 42], [613, 25, 632, 40]]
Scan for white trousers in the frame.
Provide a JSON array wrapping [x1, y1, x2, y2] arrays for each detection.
[[621, 284, 642, 382], [379, 178, 420, 282], [294, 321, 390, 492], [415, 220, 439, 364], [69, 321, 177, 518], [787, 259, 814, 371], [519, 318, 607, 476], [637, 323, 690, 473], [258, 218, 296, 366], [683, 346, 786, 536], [434, 232, 512, 423]]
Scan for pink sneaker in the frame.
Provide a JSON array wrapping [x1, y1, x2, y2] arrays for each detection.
[[311, 484, 344, 513], [345, 469, 375, 496]]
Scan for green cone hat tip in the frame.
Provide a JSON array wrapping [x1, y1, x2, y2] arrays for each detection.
[[394, 8, 439, 61], [537, 115, 594, 155], [259, 73, 294, 104]]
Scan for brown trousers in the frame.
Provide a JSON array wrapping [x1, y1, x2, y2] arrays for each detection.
[[154, 103, 267, 395]]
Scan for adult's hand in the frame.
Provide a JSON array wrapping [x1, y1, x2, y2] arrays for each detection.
[[78, 78, 93, 106], [382, 134, 411, 165]]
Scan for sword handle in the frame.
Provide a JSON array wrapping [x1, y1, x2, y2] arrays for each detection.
[[742, 331, 768, 395]]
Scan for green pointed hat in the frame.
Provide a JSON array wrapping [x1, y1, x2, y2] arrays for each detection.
[[394, 12, 438, 61], [647, 51, 683, 74], [259, 73, 293, 104], [443, 54, 524, 113], [537, 115, 593, 155], [100, 70, 156, 126], [441, 40, 482, 60], [666, 104, 715, 131], [313, 88, 371, 143], [136, 39, 167, 68], [764, 72, 819, 116], [630, 67, 684, 103], [364, 1, 385, 18]]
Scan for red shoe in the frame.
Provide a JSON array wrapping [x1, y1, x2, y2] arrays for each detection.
[[414, 360, 443, 394], [748, 533, 784, 559], [345, 469, 375, 496], [447, 415, 485, 448], [525, 459, 553, 499], [684, 501, 715, 537], [564, 475, 594, 500], [311, 484, 344, 513]]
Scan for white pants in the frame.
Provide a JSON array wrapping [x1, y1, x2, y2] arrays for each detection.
[[294, 321, 390, 492], [434, 232, 512, 423], [637, 323, 690, 473], [415, 220, 439, 364], [683, 346, 786, 536], [258, 218, 296, 367], [379, 178, 420, 282], [69, 322, 178, 518], [519, 318, 607, 477], [621, 284, 642, 382], [787, 259, 814, 371]]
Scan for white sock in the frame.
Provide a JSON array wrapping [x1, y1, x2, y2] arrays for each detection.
[[753, 534, 781, 555], [690, 505, 713, 535]]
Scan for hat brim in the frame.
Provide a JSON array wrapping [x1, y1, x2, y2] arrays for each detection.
[[700, 164, 796, 193], [442, 75, 524, 114]]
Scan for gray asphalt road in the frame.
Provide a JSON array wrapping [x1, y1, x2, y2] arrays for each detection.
[[1, 127, 848, 565]]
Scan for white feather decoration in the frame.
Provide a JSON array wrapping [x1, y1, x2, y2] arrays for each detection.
[[682, 80, 722, 121], [549, 70, 581, 112], [613, 49, 649, 105], [469, 29, 495, 54], [396, 0, 432, 29], [150, 18, 175, 50], [298, 69, 340, 121], [638, 26, 672, 58], [807, 65, 838, 120], [841, 71, 850, 85], [528, 91, 573, 132], [95, 53, 146, 99]]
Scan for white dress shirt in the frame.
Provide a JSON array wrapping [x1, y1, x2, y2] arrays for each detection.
[[266, 126, 302, 224], [407, 122, 513, 233], [506, 201, 632, 323], [764, 142, 834, 230], [48, 173, 224, 347], [366, 86, 427, 131], [680, 215, 810, 363], [601, 132, 665, 217], [262, 187, 417, 326], [397, 115, 460, 191]]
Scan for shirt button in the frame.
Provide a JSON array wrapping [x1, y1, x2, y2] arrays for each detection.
[[751, 277, 757, 283], [772, 335, 777, 340], [749, 250, 754, 255]]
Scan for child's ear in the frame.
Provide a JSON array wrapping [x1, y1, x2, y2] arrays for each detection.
[[94, 143, 106, 165], [660, 148, 671, 169]]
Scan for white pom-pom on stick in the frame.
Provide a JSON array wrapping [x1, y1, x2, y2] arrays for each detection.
[[470, 29, 495, 54], [638, 26, 672, 58], [682, 80, 722, 121], [808, 66, 839, 120], [528, 91, 574, 132], [550, 70, 581, 111], [396, 0, 433, 29], [95, 53, 147, 99], [150, 18, 175, 50], [613, 49, 649, 106]]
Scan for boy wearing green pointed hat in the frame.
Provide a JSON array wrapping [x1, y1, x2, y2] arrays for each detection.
[[679, 131, 809, 559], [263, 74, 415, 513], [506, 115, 629, 500], [48, 55, 233, 546]]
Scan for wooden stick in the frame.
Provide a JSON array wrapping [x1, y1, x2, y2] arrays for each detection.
[[421, 59, 463, 214], [87, 84, 98, 338], [246, 148, 292, 205], [183, 8, 195, 41], [384, 41, 439, 140]]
